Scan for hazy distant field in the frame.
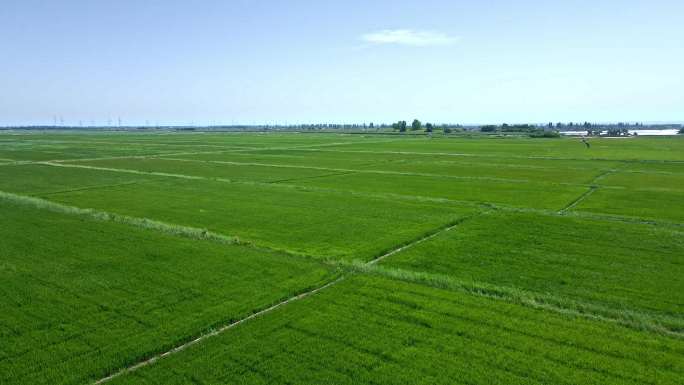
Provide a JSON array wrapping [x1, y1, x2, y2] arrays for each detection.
[[1, 131, 683, 384]]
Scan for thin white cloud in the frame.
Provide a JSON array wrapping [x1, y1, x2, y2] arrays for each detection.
[[361, 29, 459, 46]]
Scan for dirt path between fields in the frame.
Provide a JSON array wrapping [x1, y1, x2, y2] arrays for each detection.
[[91, 214, 476, 384]]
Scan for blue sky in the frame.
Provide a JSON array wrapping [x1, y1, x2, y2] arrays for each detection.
[[1, 0, 682, 126]]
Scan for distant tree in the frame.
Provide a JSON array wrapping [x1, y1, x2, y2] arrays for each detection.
[[679, 127, 684, 134], [556, 122, 563, 129], [411, 119, 422, 131], [480, 125, 497, 132], [425, 123, 433, 133], [392, 120, 407, 132], [530, 130, 560, 138], [443, 127, 452, 134], [547, 122, 553, 129], [369, 122, 374, 129]]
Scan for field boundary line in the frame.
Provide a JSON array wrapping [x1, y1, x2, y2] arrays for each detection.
[[40, 181, 143, 196], [93, 276, 346, 384], [37, 161, 684, 228], [48, 149, 231, 163], [0, 190, 242, 245], [558, 187, 597, 214], [158, 157, 546, 186], [160, 153, 625, 173], [337, 262, 684, 338], [0, 160, 35, 166], [268, 171, 358, 184], [198, 139, 400, 155], [4, 138, 259, 149], [369, 216, 478, 265], [68, 154, 648, 191], [0, 189, 332, 261], [293, 148, 684, 164], [591, 168, 617, 184], [39, 161, 211, 181], [92, 213, 478, 383], [37, 139, 395, 165]]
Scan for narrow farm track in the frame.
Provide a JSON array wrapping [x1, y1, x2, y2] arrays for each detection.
[[267, 171, 359, 184], [557, 168, 619, 214], [0, 188, 343, 262], [48, 149, 231, 163], [69, 139, 393, 162], [296, 147, 684, 164], [92, 276, 347, 385], [22, 137, 399, 152], [13, 156, 684, 234], [39, 181, 144, 196], [8, 139, 261, 149], [36, 161, 684, 228], [91, 215, 480, 384], [369, 217, 477, 265], [89, 203, 684, 384], [591, 168, 618, 183], [161, 154, 628, 173], [558, 187, 597, 214], [340, 262, 684, 337], [0, 190, 242, 246], [158, 157, 542, 185], [0, 138, 393, 166]]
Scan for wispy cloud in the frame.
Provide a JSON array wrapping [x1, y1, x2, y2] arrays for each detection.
[[361, 29, 459, 47]]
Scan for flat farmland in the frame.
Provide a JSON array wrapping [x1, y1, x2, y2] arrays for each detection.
[[1, 131, 683, 385], [107, 275, 683, 385], [0, 199, 334, 384]]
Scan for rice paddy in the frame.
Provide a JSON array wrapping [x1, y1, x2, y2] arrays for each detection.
[[1, 131, 682, 384]]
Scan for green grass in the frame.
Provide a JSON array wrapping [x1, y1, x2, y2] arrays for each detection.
[[168, 148, 610, 184], [571, 187, 684, 223], [175, 146, 624, 172], [382, 211, 684, 317], [39, 176, 474, 259], [1, 131, 682, 384], [106, 275, 684, 385], [0, 200, 335, 385], [65, 157, 339, 183], [0, 140, 191, 161], [621, 161, 684, 174], [283, 171, 587, 210], [0, 164, 156, 195], [323, 136, 684, 161], [598, 171, 684, 192]]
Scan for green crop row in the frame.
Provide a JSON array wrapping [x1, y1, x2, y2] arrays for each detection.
[[107, 274, 684, 385], [0, 200, 336, 385], [382, 211, 684, 317]]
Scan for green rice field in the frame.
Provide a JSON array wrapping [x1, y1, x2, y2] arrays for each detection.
[[1, 131, 683, 384]]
